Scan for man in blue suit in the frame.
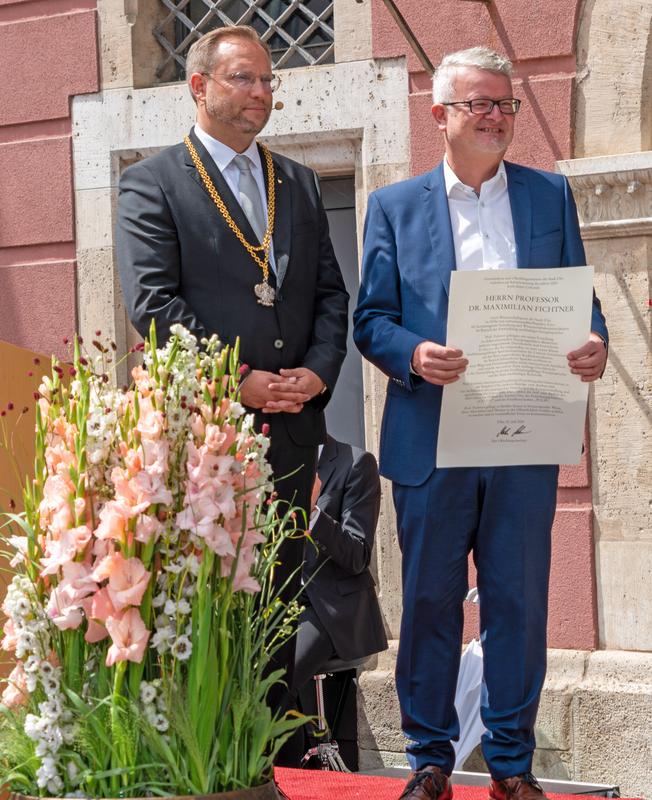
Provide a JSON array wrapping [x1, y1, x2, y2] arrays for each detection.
[[353, 47, 608, 800]]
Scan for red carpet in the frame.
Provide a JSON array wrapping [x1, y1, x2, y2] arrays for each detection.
[[274, 769, 620, 800]]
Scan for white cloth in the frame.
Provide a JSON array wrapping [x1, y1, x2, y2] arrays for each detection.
[[443, 159, 517, 271], [194, 124, 276, 273], [453, 638, 486, 769]]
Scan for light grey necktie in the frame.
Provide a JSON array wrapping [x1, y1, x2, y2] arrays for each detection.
[[233, 154, 266, 244]]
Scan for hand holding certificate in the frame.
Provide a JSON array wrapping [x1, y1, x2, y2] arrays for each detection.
[[436, 266, 595, 468]]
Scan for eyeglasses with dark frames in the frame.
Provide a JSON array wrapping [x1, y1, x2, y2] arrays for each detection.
[[203, 71, 281, 93], [443, 98, 521, 115]]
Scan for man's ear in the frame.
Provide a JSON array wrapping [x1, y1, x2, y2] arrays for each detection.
[[431, 103, 447, 131], [189, 72, 208, 104]]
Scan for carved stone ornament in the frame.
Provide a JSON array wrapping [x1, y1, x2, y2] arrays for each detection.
[[557, 151, 652, 239]]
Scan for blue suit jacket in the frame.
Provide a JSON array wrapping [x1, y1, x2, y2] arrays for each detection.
[[353, 161, 608, 486]]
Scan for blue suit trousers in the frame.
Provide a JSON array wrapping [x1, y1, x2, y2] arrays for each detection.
[[393, 463, 558, 778]]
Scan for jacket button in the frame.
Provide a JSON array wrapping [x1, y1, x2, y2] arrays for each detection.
[[274, 339, 284, 349]]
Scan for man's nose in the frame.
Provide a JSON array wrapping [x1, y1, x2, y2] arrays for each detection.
[[485, 102, 505, 121]]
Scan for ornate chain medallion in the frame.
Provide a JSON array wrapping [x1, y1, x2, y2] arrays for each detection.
[[184, 135, 277, 307]]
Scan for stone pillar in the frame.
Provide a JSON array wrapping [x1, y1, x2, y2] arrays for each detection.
[[556, 152, 652, 651]]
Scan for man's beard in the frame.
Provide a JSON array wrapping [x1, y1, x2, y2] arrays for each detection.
[[206, 98, 271, 135]]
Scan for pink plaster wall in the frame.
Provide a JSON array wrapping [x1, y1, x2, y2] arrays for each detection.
[[0, 0, 98, 359], [371, 0, 598, 650]]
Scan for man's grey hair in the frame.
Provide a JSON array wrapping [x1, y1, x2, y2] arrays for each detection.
[[432, 47, 513, 104]]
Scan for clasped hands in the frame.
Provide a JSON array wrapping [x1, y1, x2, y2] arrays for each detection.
[[411, 332, 607, 385], [239, 367, 325, 413]]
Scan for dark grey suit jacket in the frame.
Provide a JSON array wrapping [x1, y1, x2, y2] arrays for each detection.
[[116, 127, 349, 447], [303, 436, 388, 661]]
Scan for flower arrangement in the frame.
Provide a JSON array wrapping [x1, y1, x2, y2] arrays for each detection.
[[0, 324, 302, 797]]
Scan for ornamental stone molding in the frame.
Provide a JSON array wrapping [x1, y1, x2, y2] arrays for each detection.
[[557, 151, 652, 238]]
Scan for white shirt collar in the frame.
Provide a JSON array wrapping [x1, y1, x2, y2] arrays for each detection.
[[194, 124, 263, 174], [443, 158, 507, 199]]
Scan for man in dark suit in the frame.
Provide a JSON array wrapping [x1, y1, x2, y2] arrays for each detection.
[[287, 434, 387, 765], [116, 25, 348, 622], [293, 435, 388, 694], [353, 48, 608, 800]]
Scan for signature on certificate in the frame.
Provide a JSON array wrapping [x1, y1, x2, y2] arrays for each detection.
[[496, 424, 531, 437]]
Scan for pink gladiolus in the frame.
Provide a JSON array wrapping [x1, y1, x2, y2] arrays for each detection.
[[47, 562, 97, 630], [136, 396, 164, 440], [130, 471, 173, 508], [41, 526, 93, 575], [131, 365, 151, 393], [105, 608, 150, 666], [1, 618, 18, 652], [1, 662, 29, 708], [231, 572, 261, 595], [140, 438, 169, 477], [45, 441, 76, 476], [90, 586, 119, 622], [95, 500, 131, 540], [93, 551, 151, 611], [200, 522, 237, 557], [190, 413, 205, 438], [124, 447, 143, 474], [134, 514, 163, 544], [85, 617, 109, 643]]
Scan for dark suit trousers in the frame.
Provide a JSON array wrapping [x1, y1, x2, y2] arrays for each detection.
[[392, 464, 558, 778]]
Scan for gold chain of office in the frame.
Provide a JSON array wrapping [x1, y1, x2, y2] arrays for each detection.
[[184, 135, 276, 284]]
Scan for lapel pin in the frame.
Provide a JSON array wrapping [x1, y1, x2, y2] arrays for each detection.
[[277, 178, 283, 184]]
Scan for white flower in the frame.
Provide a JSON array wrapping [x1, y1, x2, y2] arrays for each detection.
[[140, 682, 157, 705], [229, 402, 245, 419], [177, 598, 191, 615], [152, 591, 167, 609], [24, 654, 40, 673], [151, 626, 175, 653], [170, 635, 192, 661], [152, 713, 169, 732], [163, 599, 177, 616]]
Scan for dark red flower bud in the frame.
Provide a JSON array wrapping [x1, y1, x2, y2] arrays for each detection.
[[9, 499, 15, 510], [22, 406, 28, 414], [79, 357, 88, 366], [27, 370, 33, 377], [95, 329, 102, 336], [33, 392, 40, 400], [63, 337, 69, 345], [262, 423, 270, 435], [239, 363, 250, 375], [69, 368, 77, 376], [7, 402, 14, 411]]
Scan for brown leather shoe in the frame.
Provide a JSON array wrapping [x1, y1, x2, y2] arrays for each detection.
[[399, 765, 453, 800], [489, 773, 547, 800]]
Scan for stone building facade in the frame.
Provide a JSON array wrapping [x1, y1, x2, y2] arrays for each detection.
[[0, 0, 650, 794]]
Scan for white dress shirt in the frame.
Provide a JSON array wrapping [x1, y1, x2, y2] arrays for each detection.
[[194, 124, 276, 273], [443, 159, 517, 271]]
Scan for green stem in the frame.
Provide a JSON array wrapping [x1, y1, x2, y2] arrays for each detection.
[[110, 660, 128, 793]]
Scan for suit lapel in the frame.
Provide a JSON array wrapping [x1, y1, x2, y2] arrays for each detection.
[[423, 163, 456, 296], [184, 128, 265, 253], [317, 435, 338, 492], [261, 148, 292, 293], [506, 161, 532, 267]]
